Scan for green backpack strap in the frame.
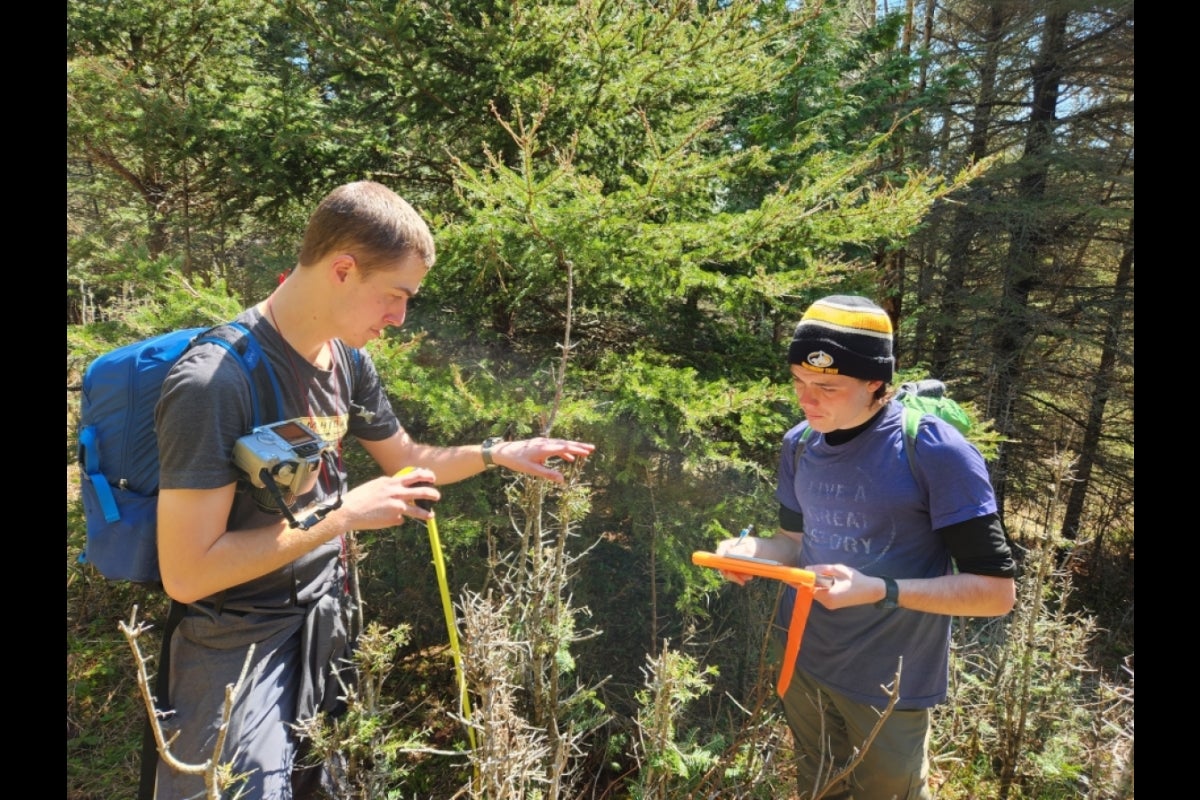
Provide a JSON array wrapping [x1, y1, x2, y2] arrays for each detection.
[[795, 410, 922, 477], [794, 423, 813, 473], [900, 404, 921, 476]]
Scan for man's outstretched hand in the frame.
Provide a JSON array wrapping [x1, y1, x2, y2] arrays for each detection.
[[489, 437, 596, 483]]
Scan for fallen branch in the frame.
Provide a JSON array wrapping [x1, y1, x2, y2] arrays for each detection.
[[120, 604, 256, 800]]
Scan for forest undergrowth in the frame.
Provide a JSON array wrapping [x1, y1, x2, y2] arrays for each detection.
[[67, 447, 1134, 800]]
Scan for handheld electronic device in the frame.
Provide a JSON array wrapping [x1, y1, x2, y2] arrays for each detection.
[[691, 551, 834, 587], [233, 419, 331, 498]]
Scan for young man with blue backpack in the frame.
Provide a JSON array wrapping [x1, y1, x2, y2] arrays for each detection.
[[714, 295, 1016, 799], [141, 181, 594, 798]]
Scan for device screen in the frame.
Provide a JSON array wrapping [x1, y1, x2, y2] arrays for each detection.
[[274, 421, 317, 445], [725, 553, 783, 566]]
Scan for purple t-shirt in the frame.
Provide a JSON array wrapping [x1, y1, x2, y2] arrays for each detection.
[[775, 400, 997, 708]]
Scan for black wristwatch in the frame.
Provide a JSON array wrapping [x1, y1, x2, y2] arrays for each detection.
[[875, 576, 899, 610], [481, 436, 504, 469]]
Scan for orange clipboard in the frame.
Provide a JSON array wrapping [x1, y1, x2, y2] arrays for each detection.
[[692, 551, 831, 697]]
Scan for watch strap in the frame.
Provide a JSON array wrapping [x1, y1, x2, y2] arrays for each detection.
[[875, 576, 899, 609]]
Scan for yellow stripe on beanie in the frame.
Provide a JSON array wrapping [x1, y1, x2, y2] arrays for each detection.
[[801, 297, 893, 337]]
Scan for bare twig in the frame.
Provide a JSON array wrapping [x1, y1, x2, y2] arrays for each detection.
[[120, 604, 256, 799], [811, 658, 904, 800]]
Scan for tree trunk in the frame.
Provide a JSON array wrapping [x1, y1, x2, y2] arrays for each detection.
[[987, 5, 1069, 515], [1060, 215, 1134, 540], [928, 3, 1011, 379]]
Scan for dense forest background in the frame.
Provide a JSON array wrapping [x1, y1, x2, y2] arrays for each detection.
[[67, 1, 1133, 798]]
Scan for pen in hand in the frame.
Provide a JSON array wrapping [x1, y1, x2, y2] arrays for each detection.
[[724, 522, 834, 588]]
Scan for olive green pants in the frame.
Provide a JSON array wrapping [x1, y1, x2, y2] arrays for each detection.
[[779, 667, 933, 800]]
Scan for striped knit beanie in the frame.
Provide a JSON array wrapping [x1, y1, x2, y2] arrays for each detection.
[[787, 295, 895, 382]]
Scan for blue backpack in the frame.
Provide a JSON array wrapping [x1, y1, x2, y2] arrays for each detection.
[[76, 323, 284, 583]]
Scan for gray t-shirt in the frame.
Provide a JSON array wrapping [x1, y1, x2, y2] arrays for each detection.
[[156, 306, 399, 608], [152, 307, 401, 798]]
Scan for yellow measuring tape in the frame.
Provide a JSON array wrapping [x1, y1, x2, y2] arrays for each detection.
[[396, 469, 476, 754]]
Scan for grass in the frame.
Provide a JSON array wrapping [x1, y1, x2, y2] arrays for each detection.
[[67, 455, 170, 800]]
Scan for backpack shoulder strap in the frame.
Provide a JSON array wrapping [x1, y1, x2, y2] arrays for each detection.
[[331, 339, 365, 393], [191, 322, 284, 426], [900, 404, 923, 476], [792, 422, 814, 474]]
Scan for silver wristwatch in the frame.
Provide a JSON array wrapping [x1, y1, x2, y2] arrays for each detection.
[[481, 436, 504, 469]]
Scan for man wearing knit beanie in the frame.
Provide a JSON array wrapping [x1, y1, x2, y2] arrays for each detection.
[[787, 294, 896, 384], [715, 294, 1017, 799]]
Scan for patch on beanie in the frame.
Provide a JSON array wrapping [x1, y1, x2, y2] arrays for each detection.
[[803, 350, 836, 371]]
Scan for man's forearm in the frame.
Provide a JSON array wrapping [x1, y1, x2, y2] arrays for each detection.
[[885, 572, 1016, 617]]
